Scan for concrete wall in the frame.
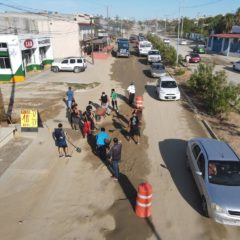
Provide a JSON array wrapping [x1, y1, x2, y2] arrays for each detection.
[[38, 20, 80, 58], [0, 12, 92, 59]]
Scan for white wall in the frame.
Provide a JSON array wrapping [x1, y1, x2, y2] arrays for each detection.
[[38, 20, 80, 59]]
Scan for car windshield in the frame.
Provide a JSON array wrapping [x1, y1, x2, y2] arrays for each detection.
[[118, 42, 128, 48], [152, 64, 164, 70], [208, 161, 240, 186], [148, 51, 159, 55], [140, 43, 151, 48], [191, 54, 199, 57], [161, 81, 177, 88]]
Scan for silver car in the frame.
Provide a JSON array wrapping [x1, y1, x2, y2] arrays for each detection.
[[150, 63, 166, 78], [186, 138, 240, 226]]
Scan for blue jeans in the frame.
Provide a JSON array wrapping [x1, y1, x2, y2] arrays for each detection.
[[68, 100, 72, 108], [112, 160, 119, 178]]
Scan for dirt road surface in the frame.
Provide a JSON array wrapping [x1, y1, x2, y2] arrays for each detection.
[[106, 51, 240, 240], [1, 51, 240, 240]]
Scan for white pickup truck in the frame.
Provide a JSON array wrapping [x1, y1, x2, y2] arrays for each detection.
[[138, 41, 152, 56], [147, 49, 161, 64]]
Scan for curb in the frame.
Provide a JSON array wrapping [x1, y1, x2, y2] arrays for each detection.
[[180, 86, 219, 140], [166, 68, 219, 140]]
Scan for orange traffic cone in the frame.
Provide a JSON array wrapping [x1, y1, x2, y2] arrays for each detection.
[[135, 182, 152, 218]]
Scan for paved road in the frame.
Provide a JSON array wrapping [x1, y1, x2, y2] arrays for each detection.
[[164, 36, 240, 85]]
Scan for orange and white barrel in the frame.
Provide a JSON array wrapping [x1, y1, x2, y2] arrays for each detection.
[[135, 182, 152, 218], [135, 96, 143, 109]]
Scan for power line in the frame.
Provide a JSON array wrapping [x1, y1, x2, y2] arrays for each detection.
[[183, 0, 224, 9]]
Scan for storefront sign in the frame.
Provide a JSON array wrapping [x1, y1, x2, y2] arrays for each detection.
[[38, 39, 50, 46], [21, 109, 38, 128], [24, 39, 34, 49]]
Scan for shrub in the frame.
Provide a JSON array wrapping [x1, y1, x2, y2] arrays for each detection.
[[175, 67, 185, 76], [146, 34, 177, 66], [188, 63, 240, 117]]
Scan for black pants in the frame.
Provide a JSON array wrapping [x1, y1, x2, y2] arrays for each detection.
[[97, 145, 106, 161], [112, 100, 118, 111], [129, 93, 135, 105]]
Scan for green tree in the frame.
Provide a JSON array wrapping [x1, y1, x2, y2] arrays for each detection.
[[188, 64, 240, 117], [235, 7, 240, 25], [224, 13, 235, 33]]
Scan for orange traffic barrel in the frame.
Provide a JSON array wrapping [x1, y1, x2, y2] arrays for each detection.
[[135, 182, 152, 218], [135, 96, 143, 109]]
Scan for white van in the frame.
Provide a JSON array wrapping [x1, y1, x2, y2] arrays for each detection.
[[156, 76, 180, 100], [138, 41, 152, 56]]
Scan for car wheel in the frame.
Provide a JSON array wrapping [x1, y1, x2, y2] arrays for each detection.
[[52, 67, 59, 73], [201, 196, 208, 217], [233, 65, 236, 71], [74, 67, 81, 73]]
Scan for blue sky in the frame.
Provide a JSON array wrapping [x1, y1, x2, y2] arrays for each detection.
[[0, 0, 239, 20]]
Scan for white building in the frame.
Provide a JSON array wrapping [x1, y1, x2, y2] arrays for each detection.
[[0, 12, 93, 82]]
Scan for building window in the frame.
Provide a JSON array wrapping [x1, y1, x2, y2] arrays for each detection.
[[0, 57, 11, 68], [0, 42, 7, 48]]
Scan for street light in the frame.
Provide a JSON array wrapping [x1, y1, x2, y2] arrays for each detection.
[[90, 17, 94, 65]]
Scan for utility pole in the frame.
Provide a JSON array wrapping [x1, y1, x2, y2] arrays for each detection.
[[106, 5, 109, 44], [90, 17, 94, 65], [176, 3, 181, 65], [180, 16, 184, 39], [165, 17, 167, 33]]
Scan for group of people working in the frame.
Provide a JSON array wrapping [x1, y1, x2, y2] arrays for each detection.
[[54, 83, 140, 180]]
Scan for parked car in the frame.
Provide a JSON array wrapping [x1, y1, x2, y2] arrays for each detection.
[[138, 41, 152, 56], [147, 49, 161, 64], [156, 76, 180, 100], [51, 57, 87, 73], [180, 40, 188, 45], [163, 38, 170, 44], [233, 60, 240, 71], [189, 53, 201, 63], [129, 35, 138, 43], [186, 138, 240, 226], [193, 46, 206, 54], [150, 63, 166, 78]]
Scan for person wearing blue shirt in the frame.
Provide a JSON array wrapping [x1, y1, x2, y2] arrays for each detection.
[[96, 127, 109, 161], [66, 86, 74, 109]]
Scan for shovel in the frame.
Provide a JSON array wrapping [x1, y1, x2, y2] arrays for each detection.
[[67, 140, 81, 153]]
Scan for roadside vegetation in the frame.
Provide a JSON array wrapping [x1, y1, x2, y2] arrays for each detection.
[[146, 34, 177, 66], [188, 63, 240, 118]]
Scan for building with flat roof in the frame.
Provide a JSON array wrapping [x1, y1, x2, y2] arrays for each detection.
[[207, 26, 240, 57], [0, 12, 93, 82]]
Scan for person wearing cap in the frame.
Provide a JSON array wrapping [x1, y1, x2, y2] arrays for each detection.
[[127, 82, 136, 106], [108, 137, 122, 181]]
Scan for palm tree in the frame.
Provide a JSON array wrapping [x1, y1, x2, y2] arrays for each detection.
[[224, 13, 234, 33], [235, 7, 240, 25]]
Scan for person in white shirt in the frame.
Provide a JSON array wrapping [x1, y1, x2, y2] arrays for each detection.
[[127, 82, 136, 105]]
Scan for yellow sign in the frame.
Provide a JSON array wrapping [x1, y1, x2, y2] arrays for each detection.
[[21, 109, 38, 128]]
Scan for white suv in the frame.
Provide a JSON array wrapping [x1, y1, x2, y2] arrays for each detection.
[[147, 49, 161, 64], [51, 57, 87, 73]]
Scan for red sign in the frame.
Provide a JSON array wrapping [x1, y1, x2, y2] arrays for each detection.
[[24, 39, 33, 48]]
